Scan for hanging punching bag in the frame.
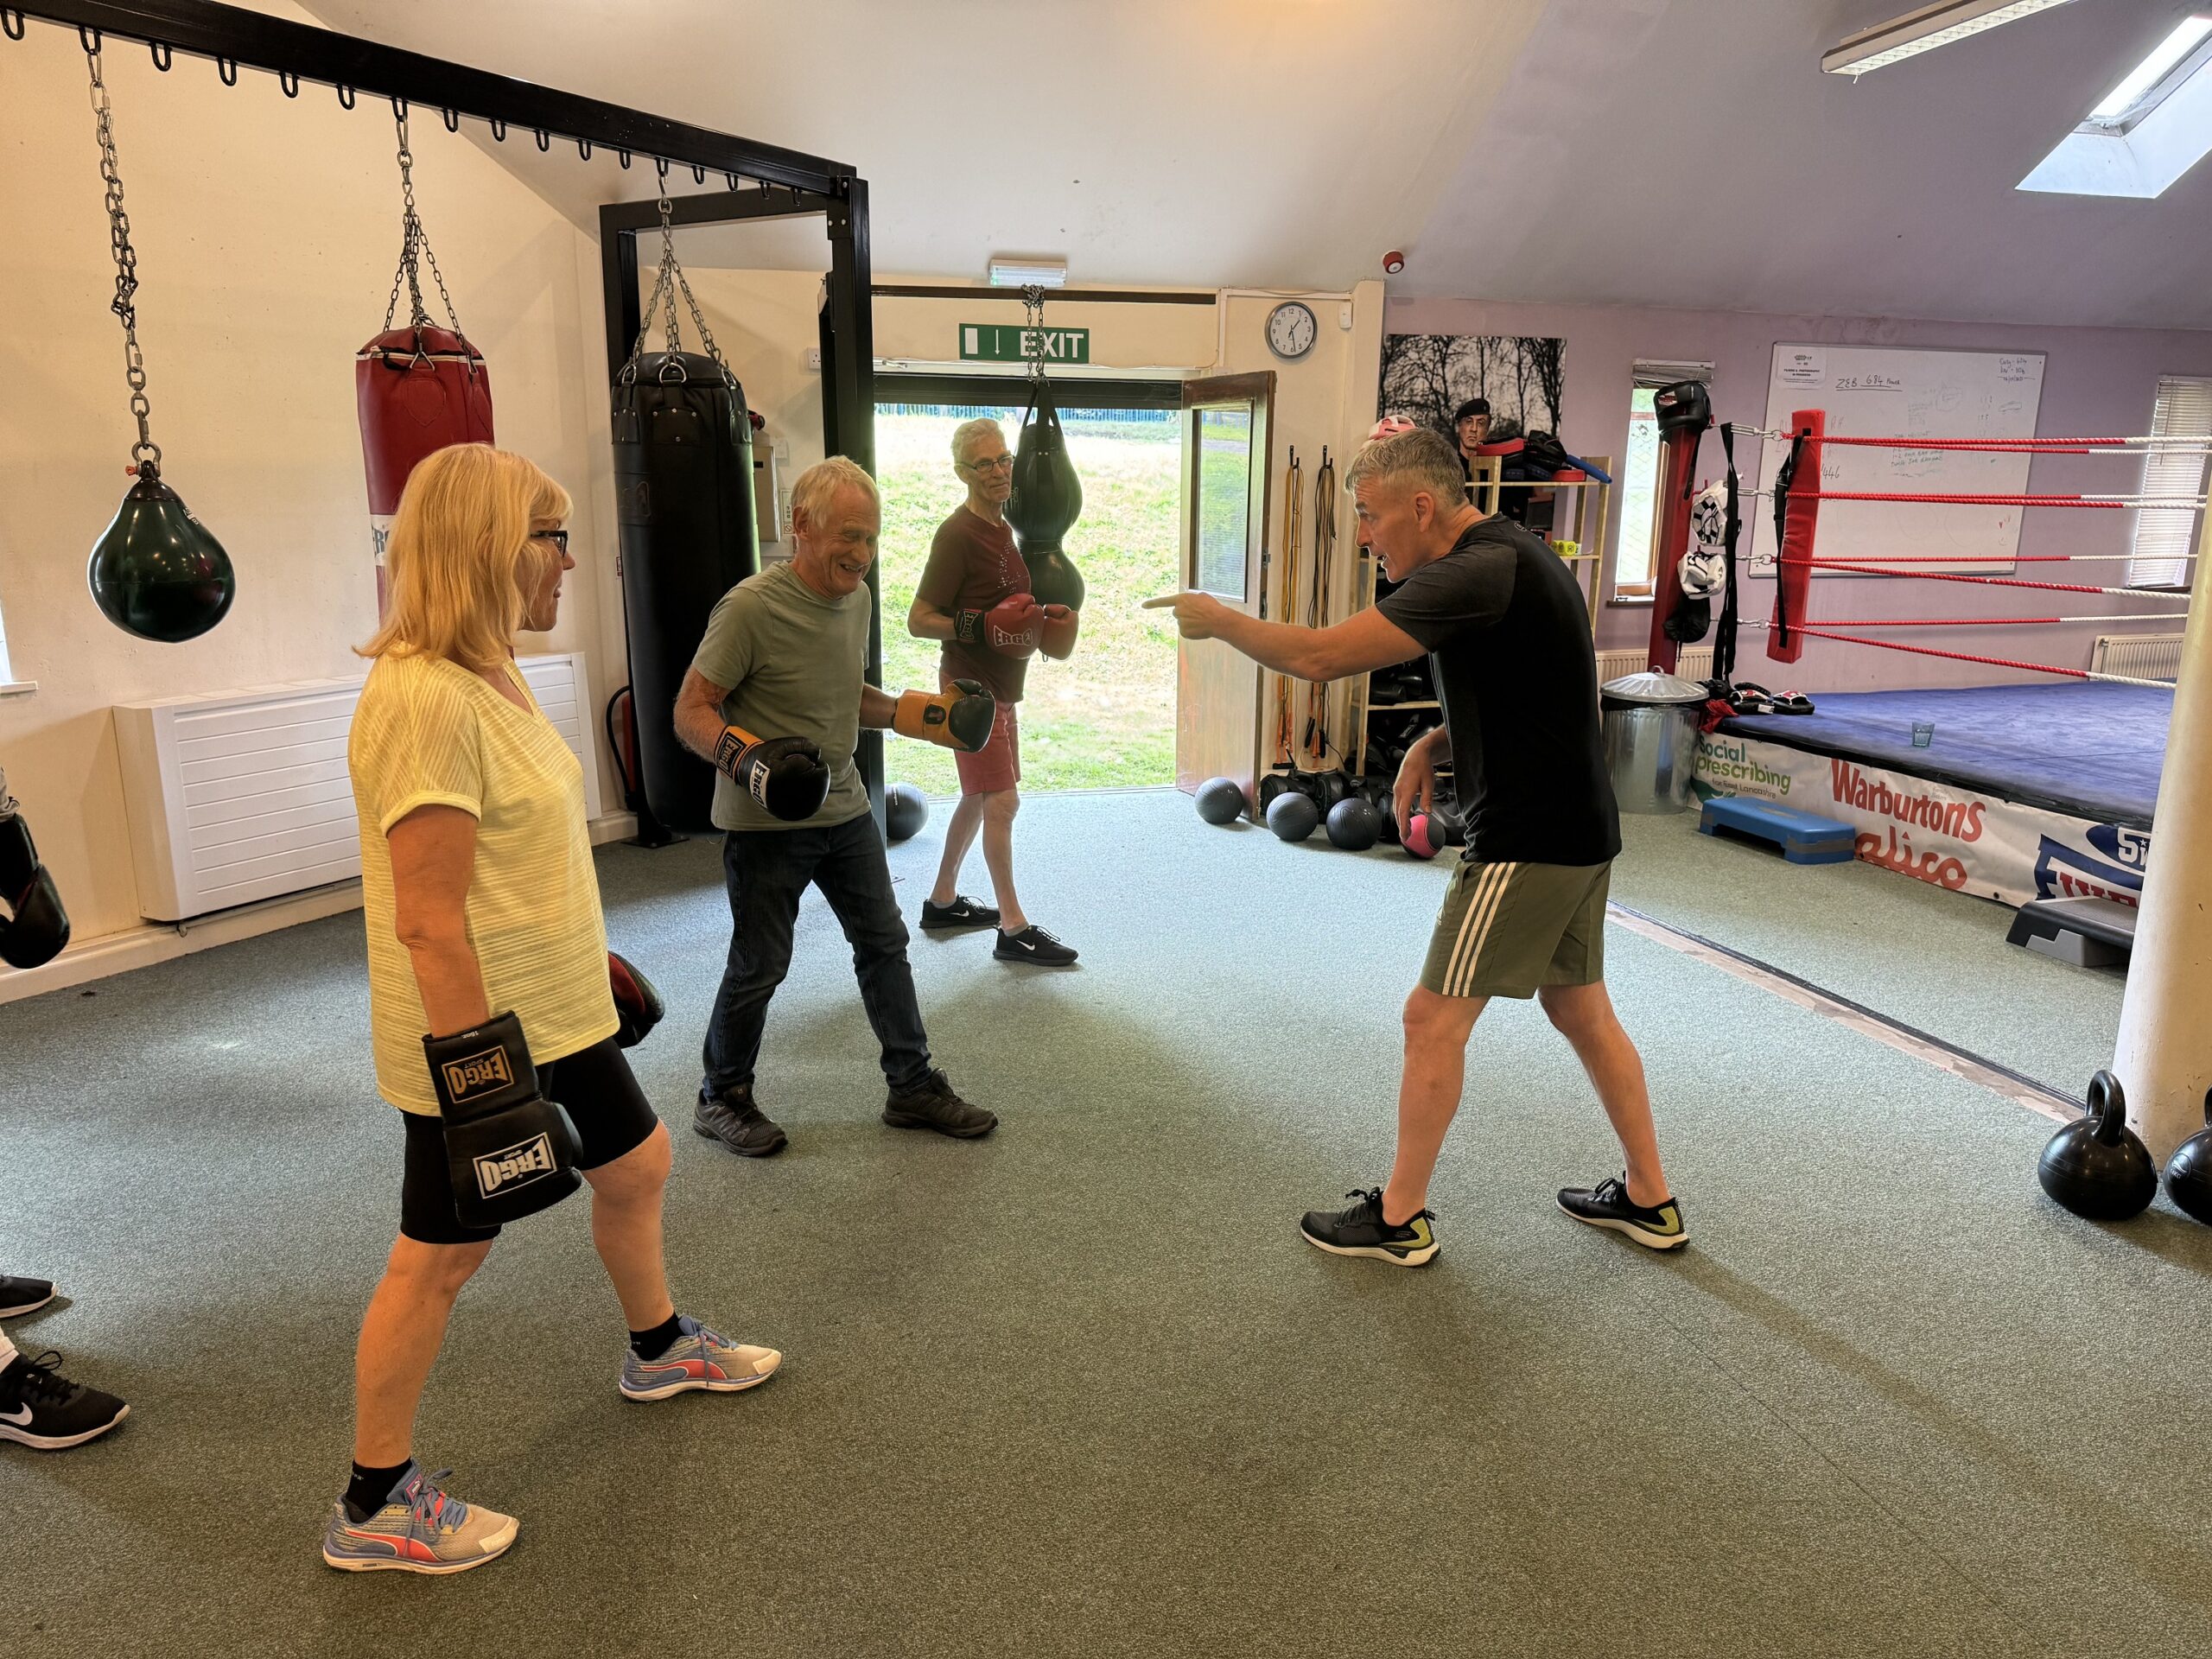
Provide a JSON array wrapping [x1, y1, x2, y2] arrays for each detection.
[[1643, 380, 1711, 674], [1007, 376, 1086, 611], [357, 111, 493, 615], [612, 351, 759, 835]]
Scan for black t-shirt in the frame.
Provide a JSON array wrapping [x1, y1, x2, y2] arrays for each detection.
[[1377, 517, 1620, 866]]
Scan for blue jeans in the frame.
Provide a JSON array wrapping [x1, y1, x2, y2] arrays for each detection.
[[701, 810, 933, 1096]]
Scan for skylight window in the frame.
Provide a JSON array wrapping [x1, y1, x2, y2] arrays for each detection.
[[2019, 14, 2212, 197]]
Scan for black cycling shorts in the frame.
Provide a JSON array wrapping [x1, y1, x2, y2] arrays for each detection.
[[397, 1036, 659, 1245]]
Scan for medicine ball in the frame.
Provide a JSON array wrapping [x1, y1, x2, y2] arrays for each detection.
[[1265, 791, 1320, 842], [1325, 797, 1381, 850], [1195, 776, 1246, 825], [1403, 811, 1441, 860], [885, 782, 930, 843]]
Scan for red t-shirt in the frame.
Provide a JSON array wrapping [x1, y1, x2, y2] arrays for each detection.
[[917, 504, 1032, 703]]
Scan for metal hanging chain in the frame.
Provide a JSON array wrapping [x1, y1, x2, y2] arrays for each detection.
[[620, 172, 734, 388], [85, 41, 160, 474], [383, 107, 464, 339], [1022, 285, 1046, 385]]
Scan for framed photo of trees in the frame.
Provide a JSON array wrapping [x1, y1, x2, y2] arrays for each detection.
[[1378, 332, 1566, 441]]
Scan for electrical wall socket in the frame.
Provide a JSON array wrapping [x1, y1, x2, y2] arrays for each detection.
[[804, 346, 823, 372]]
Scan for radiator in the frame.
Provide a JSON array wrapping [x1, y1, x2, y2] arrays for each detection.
[[2091, 634, 2183, 682], [1596, 645, 1713, 683], [114, 653, 601, 922]]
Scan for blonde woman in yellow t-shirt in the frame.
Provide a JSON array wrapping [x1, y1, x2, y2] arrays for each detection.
[[323, 444, 780, 1577]]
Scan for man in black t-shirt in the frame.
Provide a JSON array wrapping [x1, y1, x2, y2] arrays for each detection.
[[1145, 427, 1683, 1267]]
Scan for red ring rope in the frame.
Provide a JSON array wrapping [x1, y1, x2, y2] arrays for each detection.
[[1805, 433, 2209, 451], [1782, 626, 2168, 685], [1781, 557, 2187, 598], [1798, 491, 2132, 507]]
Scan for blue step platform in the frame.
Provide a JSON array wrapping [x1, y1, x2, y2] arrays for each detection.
[[1697, 796, 1856, 865]]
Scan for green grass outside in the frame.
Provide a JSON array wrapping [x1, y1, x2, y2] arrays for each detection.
[[874, 409, 1182, 797]]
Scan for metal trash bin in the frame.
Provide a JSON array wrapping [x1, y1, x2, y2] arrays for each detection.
[[1600, 668, 1710, 816]]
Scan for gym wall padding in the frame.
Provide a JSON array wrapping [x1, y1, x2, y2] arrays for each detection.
[[612, 350, 760, 834]]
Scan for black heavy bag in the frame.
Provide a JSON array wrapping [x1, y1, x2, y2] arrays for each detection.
[[0, 770, 71, 972], [1007, 378, 1085, 610], [611, 352, 759, 834]]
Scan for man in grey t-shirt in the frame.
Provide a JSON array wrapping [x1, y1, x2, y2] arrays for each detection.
[[673, 457, 999, 1155]]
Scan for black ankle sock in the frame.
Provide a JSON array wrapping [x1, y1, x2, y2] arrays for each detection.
[[345, 1459, 412, 1522], [630, 1312, 684, 1360]]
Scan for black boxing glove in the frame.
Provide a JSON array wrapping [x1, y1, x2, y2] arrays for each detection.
[[423, 1011, 583, 1228], [715, 725, 830, 822], [608, 950, 663, 1049]]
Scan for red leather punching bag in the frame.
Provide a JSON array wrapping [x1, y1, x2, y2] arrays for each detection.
[[356, 111, 493, 614]]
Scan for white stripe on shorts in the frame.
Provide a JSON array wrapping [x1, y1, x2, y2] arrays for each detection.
[[1444, 861, 1517, 997]]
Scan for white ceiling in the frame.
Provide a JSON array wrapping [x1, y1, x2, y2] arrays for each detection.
[[297, 0, 2212, 329]]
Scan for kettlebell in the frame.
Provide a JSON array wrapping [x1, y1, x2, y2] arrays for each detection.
[[2037, 1071, 2158, 1222], [2163, 1090, 2212, 1226]]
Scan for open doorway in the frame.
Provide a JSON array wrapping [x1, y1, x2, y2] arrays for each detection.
[[874, 385, 1183, 796]]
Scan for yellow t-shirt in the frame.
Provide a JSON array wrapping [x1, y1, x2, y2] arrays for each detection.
[[349, 652, 618, 1114]]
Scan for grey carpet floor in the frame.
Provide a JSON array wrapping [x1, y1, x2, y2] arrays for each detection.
[[4, 789, 2206, 1658]]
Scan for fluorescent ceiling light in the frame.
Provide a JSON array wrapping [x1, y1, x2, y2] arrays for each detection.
[[2088, 14, 2212, 121], [987, 257, 1066, 289], [2020, 15, 2212, 197], [1822, 0, 2075, 77]]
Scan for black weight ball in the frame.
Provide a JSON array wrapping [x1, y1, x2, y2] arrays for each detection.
[[1325, 797, 1380, 850], [885, 782, 929, 843], [1265, 790, 1320, 842], [2038, 1071, 2158, 1222], [2164, 1091, 2212, 1226], [1195, 776, 1246, 825]]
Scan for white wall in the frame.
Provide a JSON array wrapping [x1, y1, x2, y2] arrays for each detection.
[[0, 11, 620, 950]]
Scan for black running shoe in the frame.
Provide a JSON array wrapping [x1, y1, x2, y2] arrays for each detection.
[[694, 1084, 789, 1158], [1299, 1188, 1440, 1267], [1557, 1176, 1689, 1250], [882, 1071, 997, 1138], [919, 894, 1001, 931], [0, 1274, 55, 1319], [0, 1351, 129, 1451], [994, 925, 1077, 966]]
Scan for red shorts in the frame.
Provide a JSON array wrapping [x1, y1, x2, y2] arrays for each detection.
[[944, 670, 1020, 795]]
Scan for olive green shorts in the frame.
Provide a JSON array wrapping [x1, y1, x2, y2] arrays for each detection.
[[1419, 859, 1611, 1000]]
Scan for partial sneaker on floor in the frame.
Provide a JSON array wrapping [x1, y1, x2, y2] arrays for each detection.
[[882, 1070, 997, 1138], [322, 1464, 517, 1574], [620, 1316, 782, 1402], [994, 925, 1077, 966], [695, 1083, 788, 1158], [0, 1349, 129, 1450], [1299, 1188, 1440, 1267], [0, 1274, 56, 1319], [919, 894, 1000, 931], [1557, 1176, 1688, 1250]]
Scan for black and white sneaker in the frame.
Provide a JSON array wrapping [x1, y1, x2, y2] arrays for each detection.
[[1557, 1176, 1688, 1250], [694, 1084, 789, 1158], [0, 1350, 130, 1451], [919, 895, 1001, 931], [0, 1275, 56, 1319], [1299, 1188, 1440, 1267], [994, 925, 1077, 966]]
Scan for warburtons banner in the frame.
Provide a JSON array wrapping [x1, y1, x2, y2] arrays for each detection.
[[1693, 734, 2150, 909]]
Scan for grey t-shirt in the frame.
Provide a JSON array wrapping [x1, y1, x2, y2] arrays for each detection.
[[689, 561, 871, 832]]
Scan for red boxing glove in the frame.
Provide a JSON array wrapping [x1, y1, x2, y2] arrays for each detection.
[[984, 593, 1043, 658], [1039, 603, 1079, 659]]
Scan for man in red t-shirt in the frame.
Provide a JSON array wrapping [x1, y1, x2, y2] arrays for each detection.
[[907, 417, 1079, 965]]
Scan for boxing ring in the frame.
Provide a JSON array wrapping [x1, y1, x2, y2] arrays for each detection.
[[1648, 406, 2205, 909]]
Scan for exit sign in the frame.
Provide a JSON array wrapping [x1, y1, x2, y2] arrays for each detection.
[[960, 323, 1090, 365]]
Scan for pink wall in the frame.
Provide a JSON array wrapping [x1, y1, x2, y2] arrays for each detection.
[[1385, 297, 2212, 690]]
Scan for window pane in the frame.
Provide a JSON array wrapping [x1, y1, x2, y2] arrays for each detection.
[[1194, 404, 1253, 600], [1614, 387, 1661, 590], [2128, 375, 2212, 588]]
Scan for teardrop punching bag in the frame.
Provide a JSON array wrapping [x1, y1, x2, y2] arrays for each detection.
[[80, 36, 235, 645], [357, 111, 493, 616], [1007, 375, 1086, 610]]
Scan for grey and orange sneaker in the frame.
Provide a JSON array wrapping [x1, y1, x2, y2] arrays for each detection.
[[321, 1464, 517, 1574], [1299, 1188, 1440, 1267], [620, 1316, 782, 1402], [1557, 1176, 1689, 1250]]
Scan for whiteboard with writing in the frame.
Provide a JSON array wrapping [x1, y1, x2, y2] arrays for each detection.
[[1751, 345, 2046, 575]]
